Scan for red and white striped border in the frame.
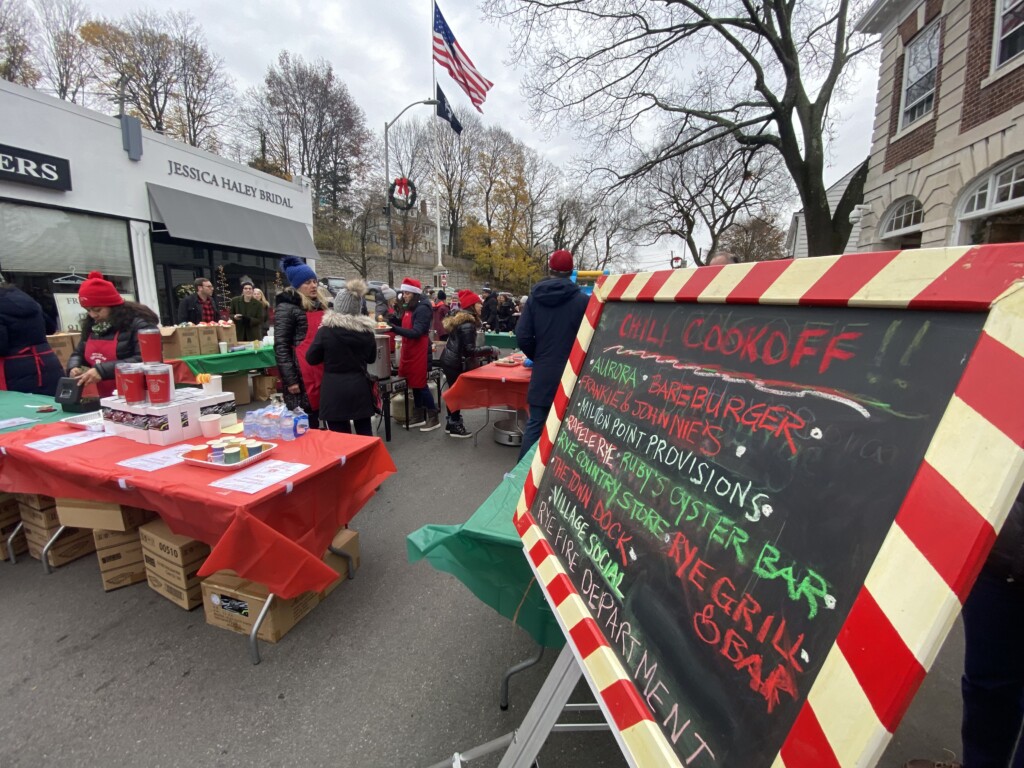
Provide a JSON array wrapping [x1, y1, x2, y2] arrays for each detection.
[[513, 246, 1024, 767]]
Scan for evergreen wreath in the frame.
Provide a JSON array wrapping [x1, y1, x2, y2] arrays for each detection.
[[388, 177, 417, 211]]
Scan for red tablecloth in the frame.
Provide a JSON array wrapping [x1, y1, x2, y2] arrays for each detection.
[[443, 362, 532, 412], [0, 423, 396, 598]]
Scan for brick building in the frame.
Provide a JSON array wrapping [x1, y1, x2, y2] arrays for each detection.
[[856, 0, 1024, 249]]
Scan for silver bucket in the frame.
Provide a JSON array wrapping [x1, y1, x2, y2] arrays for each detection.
[[371, 335, 392, 379]]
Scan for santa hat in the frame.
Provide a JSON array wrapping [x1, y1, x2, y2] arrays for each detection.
[[399, 277, 422, 294], [280, 256, 317, 289], [78, 271, 124, 308], [458, 289, 482, 309], [549, 249, 574, 274]]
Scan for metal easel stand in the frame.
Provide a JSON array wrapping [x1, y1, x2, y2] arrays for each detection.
[[500, 645, 544, 710], [41, 525, 69, 574], [7, 521, 24, 564], [249, 593, 276, 665], [427, 645, 608, 768]]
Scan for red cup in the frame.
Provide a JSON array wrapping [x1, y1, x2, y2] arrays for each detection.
[[144, 363, 173, 405], [120, 363, 147, 404], [139, 328, 163, 363]]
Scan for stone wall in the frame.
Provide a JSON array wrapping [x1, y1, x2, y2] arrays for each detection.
[[314, 249, 480, 293]]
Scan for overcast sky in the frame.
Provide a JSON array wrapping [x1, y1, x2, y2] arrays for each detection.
[[83, 0, 881, 270]]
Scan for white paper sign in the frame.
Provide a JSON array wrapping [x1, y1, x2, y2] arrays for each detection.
[[116, 445, 196, 472], [0, 417, 38, 430], [25, 431, 111, 453], [209, 459, 310, 494]]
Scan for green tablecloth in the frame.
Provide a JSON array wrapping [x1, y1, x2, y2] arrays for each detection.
[[177, 347, 277, 375], [0, 392, 69, 433], [485, 332, 519, 351], [407, 444, 564, 648]]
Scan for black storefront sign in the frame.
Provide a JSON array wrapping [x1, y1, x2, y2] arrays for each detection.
[[0, 143, 72, 191]]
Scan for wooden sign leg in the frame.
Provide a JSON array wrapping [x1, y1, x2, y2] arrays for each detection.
[[497, 645, 582, 768]]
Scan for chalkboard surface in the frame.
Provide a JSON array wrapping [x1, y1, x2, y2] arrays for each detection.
[[527, 300, 986, 764]]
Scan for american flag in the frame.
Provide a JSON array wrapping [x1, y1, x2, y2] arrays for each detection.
[[432, 2, 493, 113]]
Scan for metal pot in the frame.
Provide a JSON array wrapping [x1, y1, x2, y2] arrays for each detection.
[[371, 335, 392, 379], [476, 329, 486, 348]]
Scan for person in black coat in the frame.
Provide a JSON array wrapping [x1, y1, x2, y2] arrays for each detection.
[[0, 280, 64, 395], [515, 250, 589, 460], [176, 276, 220, 324], [480, 288, 499, 330], [66, 272, 159, 397], [438, 289, 499, 438], [305, 279, 378, 436]]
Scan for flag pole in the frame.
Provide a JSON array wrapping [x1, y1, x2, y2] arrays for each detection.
[[431, 0, 445, 279]]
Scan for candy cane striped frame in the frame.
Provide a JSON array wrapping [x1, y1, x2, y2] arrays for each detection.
[[512, 245, 1024, 767]]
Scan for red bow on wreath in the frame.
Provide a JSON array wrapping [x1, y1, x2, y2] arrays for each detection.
[[395, 178, 410, 198]]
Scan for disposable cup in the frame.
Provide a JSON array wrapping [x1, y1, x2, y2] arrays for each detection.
[[138, 328, 163, 363], [223, 447, 240, 464], [202, 374, 223, 394], [118, 363, 147, 404], [144, 363, 173, 404], [218, 342, 228, 354], [199, 414, 222, 438]]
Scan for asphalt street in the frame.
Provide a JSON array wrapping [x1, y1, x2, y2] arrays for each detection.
[[0, 411, 966, 768]]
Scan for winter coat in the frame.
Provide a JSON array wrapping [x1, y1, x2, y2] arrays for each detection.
[[176, 293, 221, 325], [66, 314, 158, 381], [0, 286, 64, 395], [481, 294, 498, 330], [431, 301, 450, 340], [985, 482, 1024, 583], [439, 311, 493, 372], [305, 311, 378, 422], [496, 299, 515, 332], [229, 296, 268, 342], [390, 295, 432, 388], [516, 277, 589, 407], [274, 289, 326, 411]]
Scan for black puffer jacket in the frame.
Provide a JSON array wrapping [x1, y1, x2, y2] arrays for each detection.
[[305, 311, 377, 422], [439, 311, 493, 371], [0, 286, 64, 395], [275, 289, 327, 410], [66, 313, 157, 381]]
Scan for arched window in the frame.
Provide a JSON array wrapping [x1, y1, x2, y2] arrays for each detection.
[[957, 155, 1024, 245], [880, 197, 924, 248]]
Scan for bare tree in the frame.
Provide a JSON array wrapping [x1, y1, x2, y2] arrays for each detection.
[[166, 12, 233, 151], [431, 107, 481, 260], [0, 0, 38, 86], [32, 0, 92, 102], [637, 136, 792, 264], [485, 0, 874, 257], [718, 212, 789, 262]]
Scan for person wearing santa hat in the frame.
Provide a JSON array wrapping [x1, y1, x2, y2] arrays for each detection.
[[437, 290, 500, 437], [66, 271, 159, 397], [515, 249, 588, 459], [389, 277, 440, 431]]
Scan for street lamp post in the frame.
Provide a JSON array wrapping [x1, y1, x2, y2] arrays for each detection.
[[385, 99, 438, 287]]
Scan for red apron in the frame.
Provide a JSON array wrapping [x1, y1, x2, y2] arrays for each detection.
[[398, 311, 429, 388], [84, 332, 119, 398], [295, 310, 325, 410], [0, 344, 59, 391]]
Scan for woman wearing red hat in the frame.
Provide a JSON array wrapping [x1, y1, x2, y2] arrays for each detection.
[[389, 277, 440, 431], [438, 290, 499, 437], [67, 271, 158, 397]]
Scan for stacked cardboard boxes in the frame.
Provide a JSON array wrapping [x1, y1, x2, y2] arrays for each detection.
[[93, 528, 147, 591], [19, 494, 95, 566], [0, 493, 27, 561], [201, 528, 360, 643], [140, 519, 210, 610], [196, 326, 220, 355]]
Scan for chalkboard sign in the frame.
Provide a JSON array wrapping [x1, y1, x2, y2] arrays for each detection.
[[514, 248, 1024, 766]]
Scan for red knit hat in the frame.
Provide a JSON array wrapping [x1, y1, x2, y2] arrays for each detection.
[[458, 289, 482, 308], [549, 249, 573, 273], [78, 271, 124, 308], [399, 277, 422, 294]]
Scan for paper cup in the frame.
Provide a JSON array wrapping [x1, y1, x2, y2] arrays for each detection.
[[218, 342, 228, 354], [202, 375, 223, 394], [199, 414, 222, 438], [223, 447, 241, 464]]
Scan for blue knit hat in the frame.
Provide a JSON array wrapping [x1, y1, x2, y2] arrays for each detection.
[[281, 256, 316, 289]]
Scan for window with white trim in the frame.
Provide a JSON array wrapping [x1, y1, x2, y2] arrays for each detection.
[[997, 0, 1024, 67], [960, 156, 1024, 221], [902, 22, 940, 129], [882, 198, 924, 237]]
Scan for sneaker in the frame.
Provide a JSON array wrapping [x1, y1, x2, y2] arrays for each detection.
[[407, 408, 426, 428], [448, 421, 471, 439], [420, 410, 442, 432]]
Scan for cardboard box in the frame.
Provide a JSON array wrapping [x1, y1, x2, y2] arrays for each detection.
[[93, 527, 145, 550], [146, 572, 203, 610], [196, 326, 220, 355], [46, 332, 80, 368], [221, 373, 251, 406], [216, 324, 237, 345], [25, 527, 95, 567], [56, 500, 154, 532], [17, 493, 56, 511], [201, 528, 360, 643], [97, 540, 143, 570], [160, 326, 201, 359], [142, 549, 204, 591], [0, 494, 21, 527], [100, 560, 148, 592], [252, 375, 279, 402], [0, 519, 27, 561], [18, 503, 59, 532], [138, 519, 210, 568]]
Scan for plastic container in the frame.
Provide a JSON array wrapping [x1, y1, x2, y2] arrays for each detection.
[[243, 411, 258, 438], [138, 328, 163, 363], [117, 363, 147, 404], [144, 363, 174, 404], [293, 407, 310, 437]]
